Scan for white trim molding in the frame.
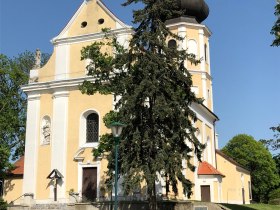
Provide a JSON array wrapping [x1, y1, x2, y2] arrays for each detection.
[[53, 28, 133, 46], [78, 162, 101, 199], [22, 93, 41, 199], [166, 22, 212, 37], [79, 109, 101, 148], [51, 90, 69, 200], [52, 0, 131, 42]]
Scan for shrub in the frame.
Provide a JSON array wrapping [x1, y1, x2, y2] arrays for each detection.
[[269, 187, 280, 200], [0, 198, 7, 210], [268, 198, 280, 205]]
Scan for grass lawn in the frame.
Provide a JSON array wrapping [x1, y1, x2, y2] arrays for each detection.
[[221, 203, 280, 210]]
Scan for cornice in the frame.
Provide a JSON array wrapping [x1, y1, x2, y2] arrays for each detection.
[[191, 102, 219, 123], [21, 77, 94, 93], [52, 28, 133, 46], [188, 70, 212, 80], [22, 70, 212, 93], [166, 22, 212, 37]]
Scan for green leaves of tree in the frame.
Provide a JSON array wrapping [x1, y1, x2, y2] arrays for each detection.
[[0, 51, 49, 175], [80, 1, 204, 207], [271, 1, 280, 46], [222, 134, 280, 203]]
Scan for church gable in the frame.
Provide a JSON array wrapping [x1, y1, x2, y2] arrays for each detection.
[[53, 0, 128, 41]]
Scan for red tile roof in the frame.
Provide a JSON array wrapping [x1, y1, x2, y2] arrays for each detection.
[[10, 156, 24, 175], [198, 161, 225, 177]]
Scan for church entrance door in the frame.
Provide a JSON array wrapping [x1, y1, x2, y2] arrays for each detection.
[[201, 185, 211, 202], [82, 167, 97, 201]]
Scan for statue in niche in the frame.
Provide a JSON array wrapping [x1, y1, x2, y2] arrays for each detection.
[[42, 117, 51, 144], [34, 48, 41, 69]]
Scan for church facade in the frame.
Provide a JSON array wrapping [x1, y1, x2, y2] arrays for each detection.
[[2, 0, 251, 205]]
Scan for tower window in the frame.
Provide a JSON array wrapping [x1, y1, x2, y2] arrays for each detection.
[[204, 44, 208, 62], [81, 21, 88, 28], [86, 113, 99, 143], [98, 18, 105, 25], [187, 39, 198, 56], [168, 39, 177, 49]]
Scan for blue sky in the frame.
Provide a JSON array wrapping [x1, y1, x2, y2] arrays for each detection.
[[0, 0, 279, 148]]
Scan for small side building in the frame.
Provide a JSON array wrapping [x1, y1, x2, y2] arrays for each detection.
[[2, 157, 24, 205], [216, 150, 252, 204]]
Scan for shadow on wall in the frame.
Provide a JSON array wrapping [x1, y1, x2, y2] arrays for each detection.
[[4, 179, 15, 196]]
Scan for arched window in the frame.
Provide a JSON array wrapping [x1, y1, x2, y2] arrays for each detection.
[[187, 39, 198, 56], [168, 39, 177, 49], [86, 113, 99, 143]]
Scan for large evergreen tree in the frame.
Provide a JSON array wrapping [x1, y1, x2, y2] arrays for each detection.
[[222, 134, 280, 203], [80, 1, 204, 209], [271, 0, 280, 46]]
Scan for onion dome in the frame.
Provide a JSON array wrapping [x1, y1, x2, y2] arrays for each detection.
[[176, 0, 209, 23]]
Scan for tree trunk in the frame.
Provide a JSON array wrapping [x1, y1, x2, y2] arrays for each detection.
[[148, 181, 157, 210]]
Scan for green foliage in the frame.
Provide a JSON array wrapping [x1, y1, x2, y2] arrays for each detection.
[[80, 1, 204, 209], [271, 1, 280, 46], [273, 154, 280, 177], [0, 145, 12, 177], [222, 203, 280, 210], [0, 198, 7, 210], [269, 188, 280, 200], [260, 125, 280, 152], [222, 134, 280, 203], [0, 51, 49, 174]]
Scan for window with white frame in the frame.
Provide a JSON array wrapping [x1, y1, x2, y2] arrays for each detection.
[[80, 110, 100, 147], [86, 113, 99, 143]]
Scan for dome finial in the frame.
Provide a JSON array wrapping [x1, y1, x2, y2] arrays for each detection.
[[176, 0, 209, 23]]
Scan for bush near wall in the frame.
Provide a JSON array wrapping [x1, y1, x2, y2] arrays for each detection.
[[0, 198, 7, 210], [269, 188, 280, 205]]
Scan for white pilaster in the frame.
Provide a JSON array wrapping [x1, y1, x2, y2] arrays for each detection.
[[178, 26, 187, 68], [207, 41, 211, 74], [201, 73, 207, 106], [55, 45, 70, 80], [202, 122, 206, 161], [51, 90, 69, 200], [116, 34, 129, 49], [199, 28, 207, 106], [23, 93, 41, 198], [178, 26, 187, 50], [199, 29, 206, 71]]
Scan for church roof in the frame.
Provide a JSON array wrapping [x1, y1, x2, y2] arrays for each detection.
[[198, 161, 225, 177], [9, 156, 24, 176], [174, 0, 209, 23]]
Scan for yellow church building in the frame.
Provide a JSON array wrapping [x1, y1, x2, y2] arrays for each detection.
[[2, 0, 251, 206]]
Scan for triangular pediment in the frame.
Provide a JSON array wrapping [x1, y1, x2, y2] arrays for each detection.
[[53, 0, 129, 42]]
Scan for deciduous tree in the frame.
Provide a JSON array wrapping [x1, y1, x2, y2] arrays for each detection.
[[222, 134, 280, 203], [0, 51, 49, 174]]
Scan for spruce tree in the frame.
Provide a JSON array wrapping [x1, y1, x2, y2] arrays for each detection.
[[271, 0, 280, 46], [80, 1, 205, 209]]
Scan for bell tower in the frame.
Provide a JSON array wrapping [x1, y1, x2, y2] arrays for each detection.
[[166, 0, 213, 110]]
